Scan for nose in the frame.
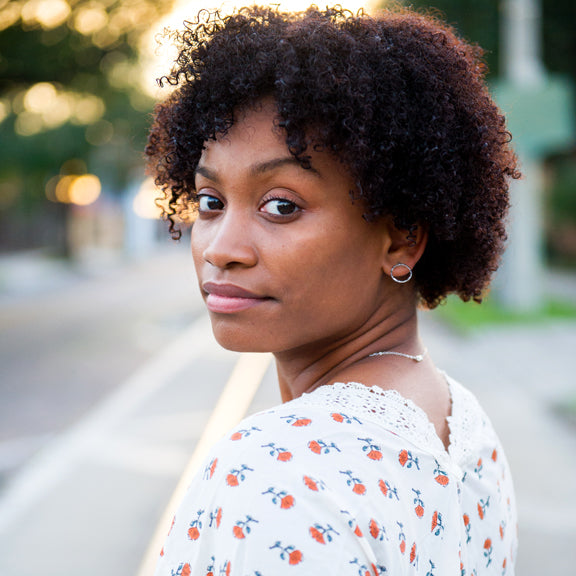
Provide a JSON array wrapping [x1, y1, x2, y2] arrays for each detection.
[[199, 211, 258, 269]]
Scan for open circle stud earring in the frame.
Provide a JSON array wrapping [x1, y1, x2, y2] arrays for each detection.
[[390, 263, 413, 284]]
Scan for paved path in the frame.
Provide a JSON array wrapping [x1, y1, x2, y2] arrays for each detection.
[[0, 245, 201, 487], [0, 254, 574, 575]]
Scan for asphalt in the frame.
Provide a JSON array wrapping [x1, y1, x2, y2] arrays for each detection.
[[0, 253, 575, 576]]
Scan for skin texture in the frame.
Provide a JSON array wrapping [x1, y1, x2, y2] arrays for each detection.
[[192, 101, 451, 445]]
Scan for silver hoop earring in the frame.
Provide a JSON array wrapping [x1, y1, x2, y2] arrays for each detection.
[[390, 263, 413, 284]]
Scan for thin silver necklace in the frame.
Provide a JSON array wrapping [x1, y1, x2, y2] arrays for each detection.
[[368, 348, 428, 363]]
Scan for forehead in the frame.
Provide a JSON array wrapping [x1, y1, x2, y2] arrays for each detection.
[[197, 100, 352, 188], [199, 102, 286, 165]]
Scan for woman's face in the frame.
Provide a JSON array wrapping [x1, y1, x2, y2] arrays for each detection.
[[192, 101, 392, 355]]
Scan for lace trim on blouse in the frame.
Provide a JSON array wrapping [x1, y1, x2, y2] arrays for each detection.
[[292, 377, 487, 470]]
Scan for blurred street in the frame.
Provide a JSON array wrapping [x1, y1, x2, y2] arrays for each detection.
[[0, 242, 201, 489], [0, 247, 575, 576]]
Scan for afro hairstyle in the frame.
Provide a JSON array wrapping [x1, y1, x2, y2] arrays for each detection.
[[145, 5, 520, 308]]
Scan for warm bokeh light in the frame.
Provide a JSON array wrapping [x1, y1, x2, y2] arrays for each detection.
[[35, 0, 71, 29], [71, 93, 106, 124], [48, 173, 102, 205], [104, 52, 139, 91], [73, 4, 109, 35], [133, 177, 163, 219], [0, 2, 20, 31], [21, 0, 71, 29], [15, 111, 44, 136], [23, 82, 58, 113], [54, 175, 76, 203], [14, 82, 106, 136], [68, 174, 101, 205]]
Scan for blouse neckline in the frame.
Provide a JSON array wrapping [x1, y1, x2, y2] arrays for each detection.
[[293, 377, 485, 470]]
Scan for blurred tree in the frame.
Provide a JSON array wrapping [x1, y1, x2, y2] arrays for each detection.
[[0, 0, 175, 253], [407, 0, 576, 86], [403, 0, 500, 74], [542, 0, 576, 82]]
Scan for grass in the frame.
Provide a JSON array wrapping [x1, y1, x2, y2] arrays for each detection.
[[430, 294, 576, 333]]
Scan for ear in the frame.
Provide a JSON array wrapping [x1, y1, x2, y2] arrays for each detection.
[[380, 219, 428, 280]]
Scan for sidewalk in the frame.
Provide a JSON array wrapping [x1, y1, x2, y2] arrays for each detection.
[[0, 313, 281, 576], [0, 275, 574, 575]]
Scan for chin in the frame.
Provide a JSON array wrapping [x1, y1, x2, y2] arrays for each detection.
[[210, 320, 276, 353]]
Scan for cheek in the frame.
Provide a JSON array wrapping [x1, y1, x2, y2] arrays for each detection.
[[190, 225, 206, 276], [277, 229, 384, 316]]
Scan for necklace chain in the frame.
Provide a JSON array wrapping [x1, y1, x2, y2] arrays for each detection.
[[368, 348, 427, 362]]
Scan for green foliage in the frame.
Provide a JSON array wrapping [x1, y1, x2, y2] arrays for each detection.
[[542, 0, 576, 82], [548, 158, 576, 222], [0, 0, 174, 248], [545, 154, 576, 267], [405, 0, 576, 84], [401, 0, 500, 75]]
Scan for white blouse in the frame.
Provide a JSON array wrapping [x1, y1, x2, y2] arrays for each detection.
[[154, 377, 517, 576]]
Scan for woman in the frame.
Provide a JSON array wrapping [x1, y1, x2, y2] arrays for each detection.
[[146, 6, 518, 575]]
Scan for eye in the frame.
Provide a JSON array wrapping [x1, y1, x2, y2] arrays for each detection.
[[260, 197, 300, 217], [197, 194, 224, 212]]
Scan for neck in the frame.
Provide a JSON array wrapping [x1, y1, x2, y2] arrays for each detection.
[[274, 302, 422, 403]]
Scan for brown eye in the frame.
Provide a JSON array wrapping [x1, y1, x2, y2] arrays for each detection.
[[261, 198, 299, 216], [198, 194, 224, 212]]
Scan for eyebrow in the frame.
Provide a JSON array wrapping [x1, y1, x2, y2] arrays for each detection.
[[250, 156, 320, 177], [195, 156, 321, 183]]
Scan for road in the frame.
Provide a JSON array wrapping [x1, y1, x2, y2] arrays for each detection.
[[0, 243, 203, 490]]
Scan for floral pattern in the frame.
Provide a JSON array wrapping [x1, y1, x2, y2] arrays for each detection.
[[155, 379, 517, 575]]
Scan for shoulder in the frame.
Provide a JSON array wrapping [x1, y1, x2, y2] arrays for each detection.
[[156, 403, 396, 575]]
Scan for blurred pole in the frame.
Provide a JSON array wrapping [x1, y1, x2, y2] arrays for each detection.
[[501, 0, 545, 86], [497, 0, 545, 311]]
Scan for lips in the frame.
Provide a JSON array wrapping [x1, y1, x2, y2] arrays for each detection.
[[202, 282, 271, 314]]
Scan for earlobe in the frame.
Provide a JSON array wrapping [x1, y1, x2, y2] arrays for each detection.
[[390, 263, 413, 284], [381, 220, 428, 279]]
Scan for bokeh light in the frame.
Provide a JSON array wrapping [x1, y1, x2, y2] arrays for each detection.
[[14, 82, 106, 136], [68, 174, 101, 205], [23, 82, 58, 113], [73, 4, 109, 35], [71, 93, 106, 125], [47, 173, 101, 205], [21, 0, 71, 29], [54, 175, 77, 203], [133, 177, 163, 219], [0, 2, 21, 31]]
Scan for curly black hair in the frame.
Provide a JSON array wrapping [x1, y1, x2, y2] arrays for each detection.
[[145, 4, 519, 308]]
